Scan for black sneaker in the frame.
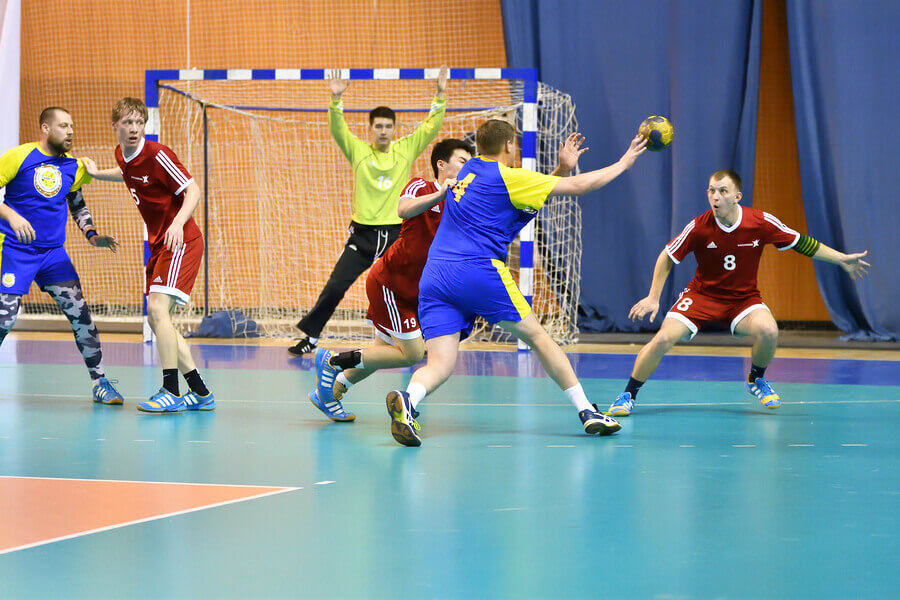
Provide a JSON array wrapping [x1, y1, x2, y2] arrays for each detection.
[[288, 337, 317, 356]]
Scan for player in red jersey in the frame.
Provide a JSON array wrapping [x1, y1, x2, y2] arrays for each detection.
[[306, 138, 473, 421], [82, 97, 215, 413], [308, 133, 589, 421], [607, 169, 870, 416]]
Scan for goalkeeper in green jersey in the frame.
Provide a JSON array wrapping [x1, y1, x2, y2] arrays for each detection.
[[289, 66, 448, 355]]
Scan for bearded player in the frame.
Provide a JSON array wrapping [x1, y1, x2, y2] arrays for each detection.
[[0, 107, 123, 404], [607, 169, 870, 416], [83, 97, 215, 413]]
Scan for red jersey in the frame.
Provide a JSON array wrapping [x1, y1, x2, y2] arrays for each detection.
[[372, 178, 443, 301], [115, 138, 202, 249], [666, 206, 800, 299]]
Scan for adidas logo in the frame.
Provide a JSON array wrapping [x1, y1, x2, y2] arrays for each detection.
[[707, 242, 717, 249], [153, 276, 163, 283], [431, 205, 441, 212]]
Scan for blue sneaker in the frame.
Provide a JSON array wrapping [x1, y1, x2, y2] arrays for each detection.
[[183, 390, 216, 411], [308, 389, 355, 422], [137, 388, 185, 413], [386, 390, 421, 447], [92, 377, 124, 405], [746, 377, 781, 409], [607, 392, 634, 417], [314, 348, 341, 404], [579, 405, 621, 435]]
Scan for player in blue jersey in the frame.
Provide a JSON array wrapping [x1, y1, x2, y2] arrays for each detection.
[[0, 107, 124, 404], [385, 119, 647, 446]]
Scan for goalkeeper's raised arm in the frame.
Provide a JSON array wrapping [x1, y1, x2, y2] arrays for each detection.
[[288, 66, 449, 356]]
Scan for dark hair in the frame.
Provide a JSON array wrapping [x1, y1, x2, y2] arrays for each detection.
[[39, 107, 70, 126], [476, 119, 516, 155], [430, 138, 474, 177], [369, 106, 396, 124], [710, 169, 742, 192]]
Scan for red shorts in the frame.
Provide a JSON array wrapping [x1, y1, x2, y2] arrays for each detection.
[[145, 238, 203, 306], [365, 269, 421, 343], [665, 288, 769, 339]]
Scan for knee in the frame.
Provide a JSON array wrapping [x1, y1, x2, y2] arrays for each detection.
[[755, 321, 779, 344], [648, 332, 678, 354], [146, 296, 170, 322], [399, 344, 425, 366]]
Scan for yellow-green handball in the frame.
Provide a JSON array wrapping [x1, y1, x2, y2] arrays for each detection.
[[638, 116, 674, 151]]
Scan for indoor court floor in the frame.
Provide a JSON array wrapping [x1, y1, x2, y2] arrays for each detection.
[[0, 332, 897, 599]]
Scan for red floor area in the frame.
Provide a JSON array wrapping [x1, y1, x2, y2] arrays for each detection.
[[0, 476, 293, 554]]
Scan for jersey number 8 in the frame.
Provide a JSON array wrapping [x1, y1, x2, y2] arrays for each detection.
[[723, 255, 736, 271]]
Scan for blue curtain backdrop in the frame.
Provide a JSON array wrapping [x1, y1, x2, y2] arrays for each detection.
[[786, 1, 900, 340], [503, 0, 762, 332]]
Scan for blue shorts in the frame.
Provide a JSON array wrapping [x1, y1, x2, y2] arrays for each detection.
[[418, 258, 532, 341], [0, 236, 79, 295]]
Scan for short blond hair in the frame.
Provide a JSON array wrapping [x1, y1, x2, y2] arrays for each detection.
[[111, 97, 148, 124]]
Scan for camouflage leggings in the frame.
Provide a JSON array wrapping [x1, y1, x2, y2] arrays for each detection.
[[0, 279, 105, 380]]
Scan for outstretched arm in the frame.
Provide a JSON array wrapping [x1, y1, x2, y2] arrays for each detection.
[[551, 134, 647, 196], [327, 70, 365, 161], [550, 133, 588, 177], [811, 243, 870, 280], [81, 157, 124, 182], [398, 178, 455, 219], [629, 249, 675, 323]]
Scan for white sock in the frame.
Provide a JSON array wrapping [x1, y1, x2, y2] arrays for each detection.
[[356, 356, 365, 369], [336, 372, 353, 389], [308, 336, 319, 344], [406, 381, 427, 409], [564, 383, 594, 413]]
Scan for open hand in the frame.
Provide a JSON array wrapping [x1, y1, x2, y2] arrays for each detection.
[[558, 133, 589, 173], [436, 65, 449, 95], [620, 134, 648, 170], [89, 234, 119, 253], [328, 70, 350, 98], [81, 156, 99, 177], [629, 296, 660, 322], [841, 250, 870, 280]]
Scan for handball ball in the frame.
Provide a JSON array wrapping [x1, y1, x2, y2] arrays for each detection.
[[639, 116, 674, 151]]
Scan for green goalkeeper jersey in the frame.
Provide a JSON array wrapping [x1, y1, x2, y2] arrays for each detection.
[[328, 95, 446, 226]]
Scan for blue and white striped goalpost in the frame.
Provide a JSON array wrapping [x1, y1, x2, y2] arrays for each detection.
[[144, 68, 540, 349]]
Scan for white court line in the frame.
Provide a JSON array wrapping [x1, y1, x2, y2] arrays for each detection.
[[41, 437, 58, 440], [732, 444, 756, 448], [487, 445, 511, 448], [2, 393, 897, 407], [133, 439, 154, 443], [546, 445, 574, 448], [841, 444, 868, 447], [314, 481, 335, 486], [0, 483, 299, 556], [680, 445, 695, 448], [789, 444, 814, 447], [187, 440, 210, 444]]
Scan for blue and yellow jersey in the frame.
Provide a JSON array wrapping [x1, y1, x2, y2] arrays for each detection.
[[0, 143, 91, 248], [427, 157, 559, 262]]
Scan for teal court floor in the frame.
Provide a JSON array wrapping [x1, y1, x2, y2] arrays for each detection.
[[0, 335, 898, 599]]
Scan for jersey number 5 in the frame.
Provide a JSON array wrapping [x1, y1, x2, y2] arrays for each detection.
[[129, 188, 140, 206]]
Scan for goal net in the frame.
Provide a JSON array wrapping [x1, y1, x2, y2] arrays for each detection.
[[23, 69, 583, 344]]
